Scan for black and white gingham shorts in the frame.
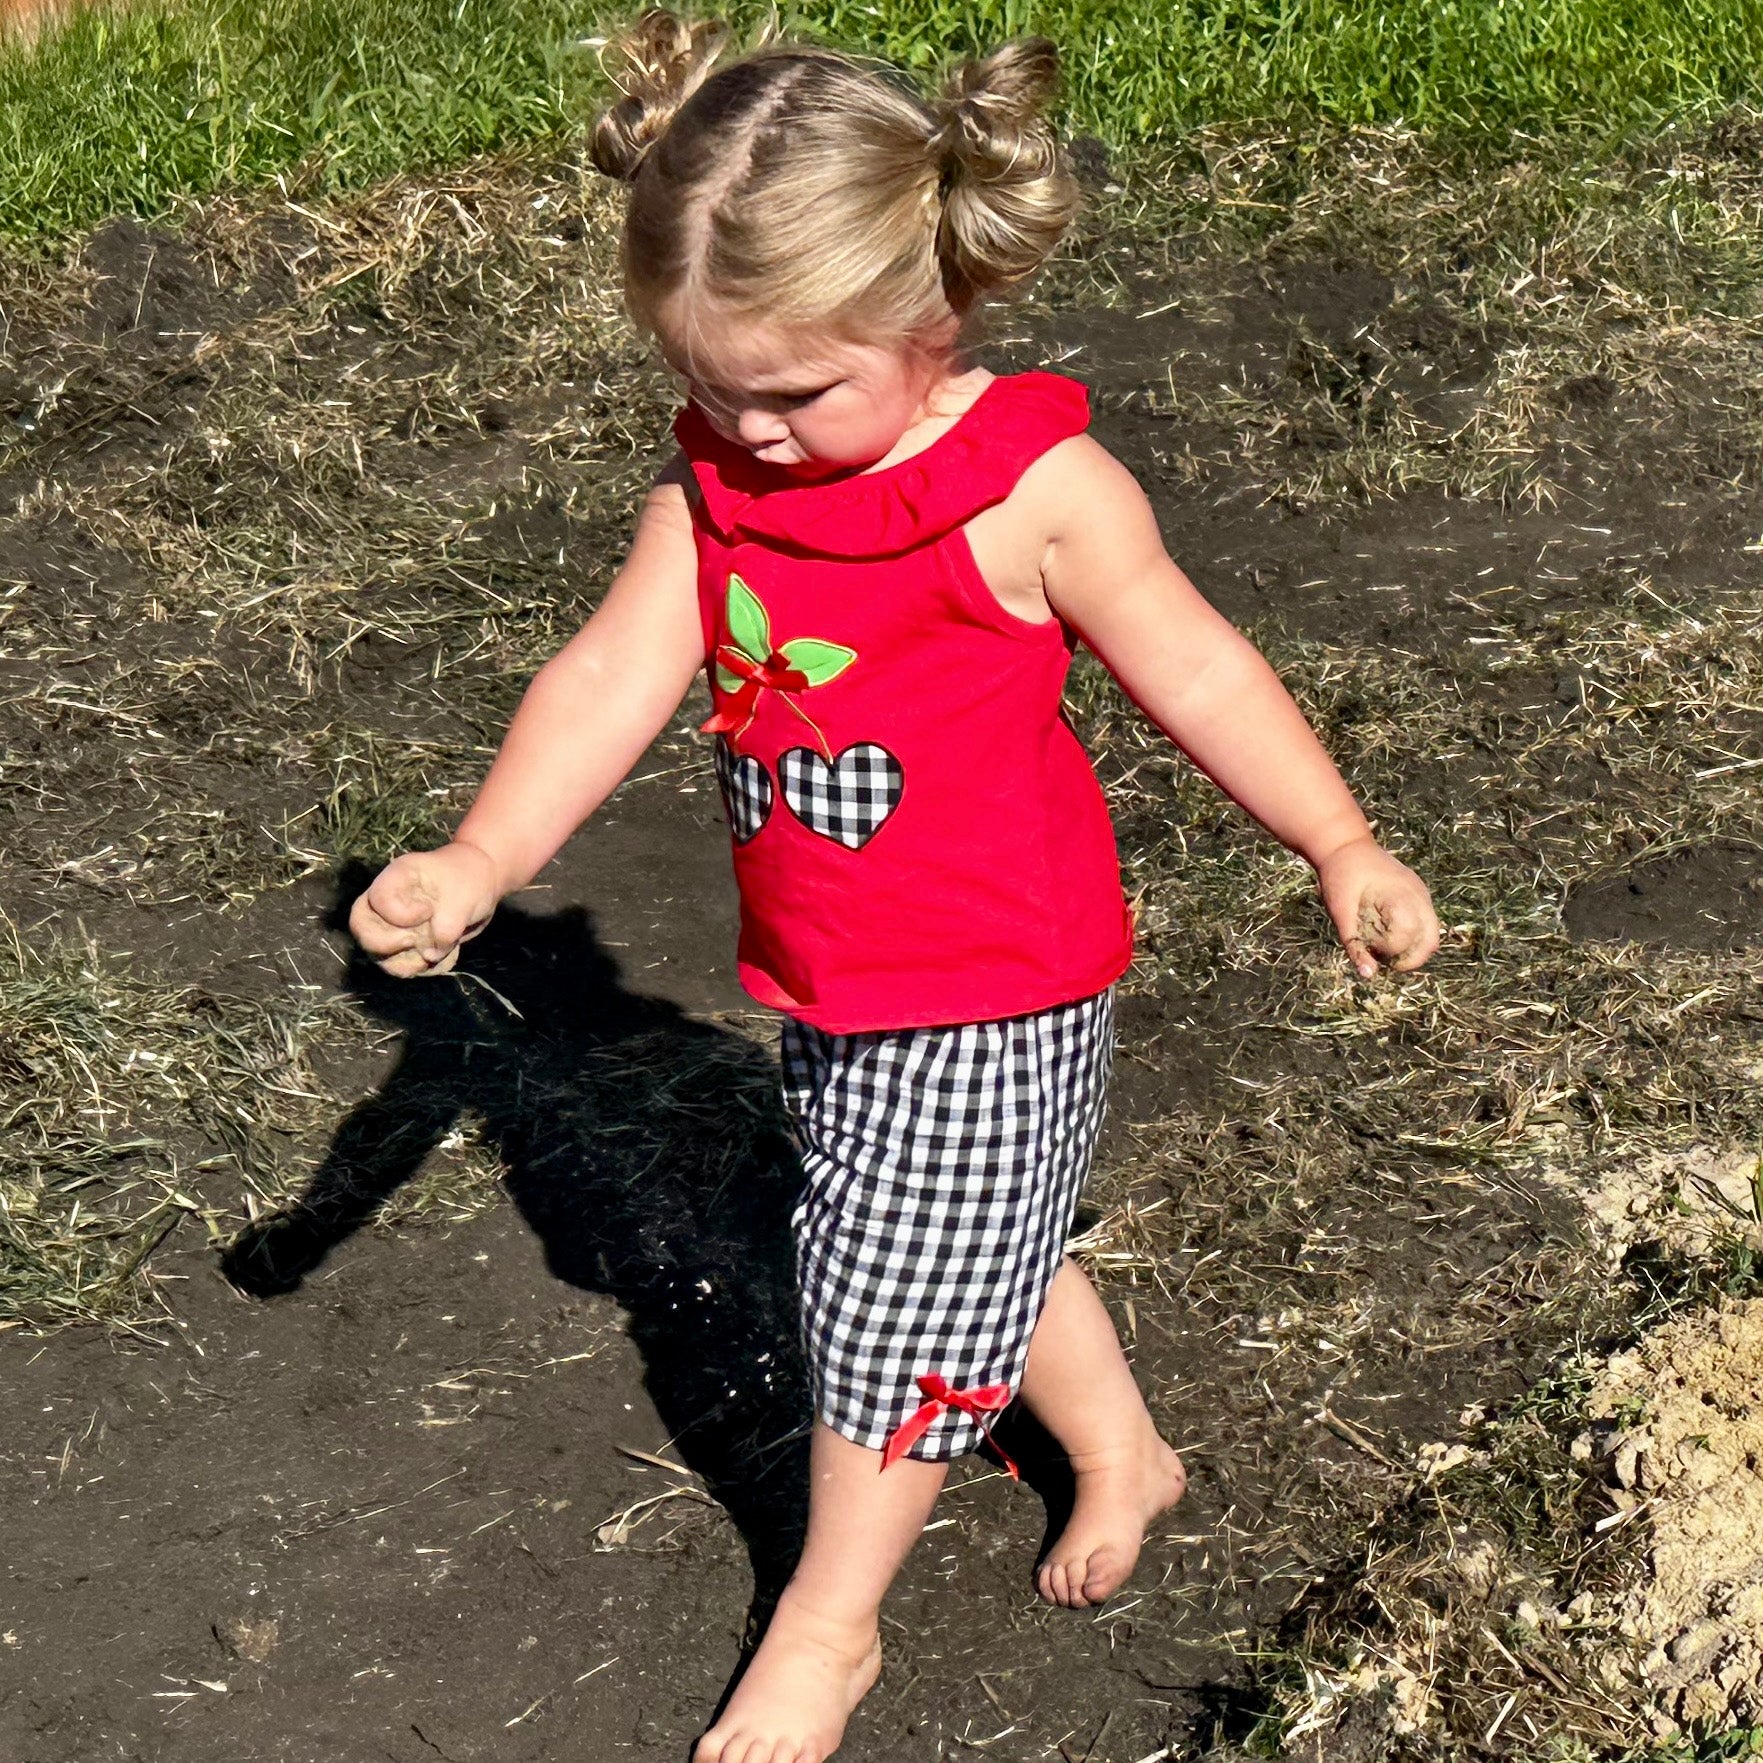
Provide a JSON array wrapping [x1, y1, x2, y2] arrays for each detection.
[[780, 989, 1115, 1461]]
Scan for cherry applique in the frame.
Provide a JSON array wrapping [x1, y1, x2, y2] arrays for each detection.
[[701, 574, 855, 758]]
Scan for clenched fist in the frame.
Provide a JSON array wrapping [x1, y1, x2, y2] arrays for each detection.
[[348, 841, 502, 978], [1314, 836, 1440, 979]]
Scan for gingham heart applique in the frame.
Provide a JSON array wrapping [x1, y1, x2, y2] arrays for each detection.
[[714, 737, 773, 844], [778, 744, 904, 850]]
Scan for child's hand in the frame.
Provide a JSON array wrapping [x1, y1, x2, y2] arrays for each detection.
[[1315, 837, 1439, 978], [348, 842, 501, 978]]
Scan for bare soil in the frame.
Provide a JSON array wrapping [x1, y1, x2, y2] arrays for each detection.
[[1583, 1298, 1763, 1732], [4, 162, 1763, 1762]]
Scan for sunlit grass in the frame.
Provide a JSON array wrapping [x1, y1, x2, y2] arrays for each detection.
[[6, 0, 1763, 244]]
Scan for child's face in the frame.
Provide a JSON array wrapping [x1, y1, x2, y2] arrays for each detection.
[[661, 320, 938, 472]]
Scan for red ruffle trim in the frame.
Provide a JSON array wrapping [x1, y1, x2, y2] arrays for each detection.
[[673, 371, 1090, 558]]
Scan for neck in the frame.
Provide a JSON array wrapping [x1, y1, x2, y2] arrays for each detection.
[[862, 364, 992, 475]]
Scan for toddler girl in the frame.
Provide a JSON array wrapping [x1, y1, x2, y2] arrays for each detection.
[[350, 16, 1440, 1761]]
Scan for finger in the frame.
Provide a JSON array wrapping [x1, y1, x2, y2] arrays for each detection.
[[1363, 896, 1420, 954], [1378, 892, 1438, 955], [424, 896, 481, 956], [1390, 910, 1443, 971], [1323, 886, 1362, 950], [348, 895, 427, 960], [1341, 922, 1380, 979], [379, 944, 459, 981], [364, 862, 438, 930], [1321, 894, 1377, 978], [1371, 893, 1442, 971], [1344, 939, 1378, 979], [374, 944, 441, 979]]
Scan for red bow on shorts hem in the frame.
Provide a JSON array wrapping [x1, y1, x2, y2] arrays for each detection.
[[880, 1374, 1019, 1480]]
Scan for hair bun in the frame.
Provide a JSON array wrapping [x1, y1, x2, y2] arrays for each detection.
[[930, 38, 1077, 310], [590, 9, 730, 182], [934, 37, 1062, 179]]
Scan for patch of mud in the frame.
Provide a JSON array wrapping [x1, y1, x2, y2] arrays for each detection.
[[994, 271, 1760, 656], [1112, 965, 1331, 1120], [1565, 842, 1763, 951], [9, 172, 1763, 1763], [2, 213, 305, 478], [1581, 1299, 1763, 1731]]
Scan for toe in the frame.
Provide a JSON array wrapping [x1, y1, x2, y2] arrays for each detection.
[[1089, 1545, 1134, 1603], [694, 1732, 723, 1763]]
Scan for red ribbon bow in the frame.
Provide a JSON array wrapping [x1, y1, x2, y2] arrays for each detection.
[[701, 645, 810, 745], [881, 1374, 1019, 1479]]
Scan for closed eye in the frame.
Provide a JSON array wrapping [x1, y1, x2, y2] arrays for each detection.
[[694, 379, 840, 412]]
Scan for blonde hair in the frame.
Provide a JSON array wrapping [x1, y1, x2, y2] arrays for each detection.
[[589, 11, 1079, 357]]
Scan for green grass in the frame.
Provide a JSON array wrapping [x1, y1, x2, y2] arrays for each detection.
[[0, 0, 597, 242], [7, 0, 1763, 245], [825, 0, 1763, 139]]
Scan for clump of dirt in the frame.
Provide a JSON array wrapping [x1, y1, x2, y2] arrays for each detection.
[[1581, 1299, 1763, 1732], [1544, 1143, 1763, 1269]]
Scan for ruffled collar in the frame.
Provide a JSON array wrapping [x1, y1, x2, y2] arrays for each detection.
[[673, 370, 1090, 559]]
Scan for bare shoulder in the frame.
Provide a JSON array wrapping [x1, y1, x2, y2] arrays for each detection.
[[598, 450, 699, 609], [990, 433, 1166, 597], [1004, 433, 1160, 550], [964, 435, 1165, 622], [643, 450, 697, 530]]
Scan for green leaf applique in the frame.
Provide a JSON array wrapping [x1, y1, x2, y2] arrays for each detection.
[[778, 638, 857, 687], [703, 573, 856, 759], [725, 574, 770, 663]]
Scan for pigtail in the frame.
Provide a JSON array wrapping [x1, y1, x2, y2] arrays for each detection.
[[590, 9, 731, 181], [928, 38, 1079, 313]]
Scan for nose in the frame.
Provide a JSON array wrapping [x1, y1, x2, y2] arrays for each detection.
[[735, 406, 790, 448]]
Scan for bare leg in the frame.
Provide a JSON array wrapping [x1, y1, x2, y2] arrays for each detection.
[[1017, 1258, 1187, 1609], [695, 1424, 945, 1763]]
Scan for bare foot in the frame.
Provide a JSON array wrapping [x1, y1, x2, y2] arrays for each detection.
[[1036, 1427, 1186, 1609], [694, 1595, 882, 1763]]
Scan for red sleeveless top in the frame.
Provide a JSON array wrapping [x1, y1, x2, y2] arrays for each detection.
[[677, 370, 1134, 1033]]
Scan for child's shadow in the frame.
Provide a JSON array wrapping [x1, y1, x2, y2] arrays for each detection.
[[220, 864, 812, 1617]]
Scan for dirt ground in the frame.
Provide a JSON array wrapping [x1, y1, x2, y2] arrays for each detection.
[[4, 141, 1763, 1761]]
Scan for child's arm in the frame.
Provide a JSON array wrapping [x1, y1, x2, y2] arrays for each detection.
[[1035, 438, 1439, 976], [349, 464, 704, 977]]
